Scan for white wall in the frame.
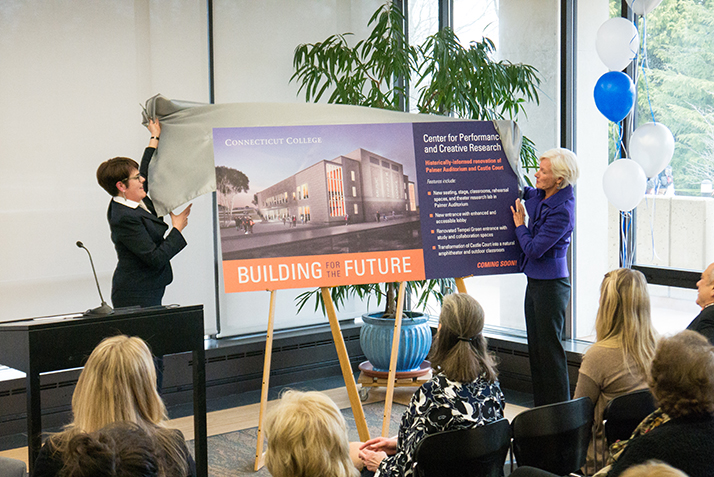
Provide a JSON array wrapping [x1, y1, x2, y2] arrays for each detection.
[[0, 0, 382, 336], [572, 1, 611, 340], [0, 0, 211, 324]]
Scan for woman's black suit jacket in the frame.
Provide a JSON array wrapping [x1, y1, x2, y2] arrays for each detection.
[[108, 147, 186, 306]]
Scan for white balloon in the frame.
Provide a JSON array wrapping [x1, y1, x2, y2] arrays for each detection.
[[602, 159, 648, 211], [630, 122, 675, 178], [596, 18, 639, 71], [626, 0, 663, 15]]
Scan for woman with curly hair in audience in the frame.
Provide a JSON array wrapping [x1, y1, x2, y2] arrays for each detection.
[[356, 293, 505, 477], [264, 390, 358, 477], [607, 330, 714, 477], [574, 268, 658, 473], [31, 335, 195, 477]]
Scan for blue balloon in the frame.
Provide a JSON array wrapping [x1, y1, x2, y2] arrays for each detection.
[[594, 71, 635, 123]]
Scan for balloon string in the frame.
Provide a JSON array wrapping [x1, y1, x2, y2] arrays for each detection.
[[614, 122, 622, 160], [620, 210, 627, 267], [620, 210, 635, 268], [639, 15, 657, 123], [639, 14, 658, 265]]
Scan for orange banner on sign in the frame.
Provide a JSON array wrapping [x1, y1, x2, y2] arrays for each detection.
[[223, 249, 426, 293]]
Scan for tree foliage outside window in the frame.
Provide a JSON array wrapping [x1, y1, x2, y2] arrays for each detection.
[[291, 1, 542, 171], [625, 0, 714, 194]]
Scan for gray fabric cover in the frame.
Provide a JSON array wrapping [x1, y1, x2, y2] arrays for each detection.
[[141, 94, 523, 216], [493, 119, 527, 195], [0, 456, 27, 477]]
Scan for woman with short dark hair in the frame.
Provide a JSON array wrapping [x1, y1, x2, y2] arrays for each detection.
[[355, 293, 504, 477], [96, 118, 191, 308]]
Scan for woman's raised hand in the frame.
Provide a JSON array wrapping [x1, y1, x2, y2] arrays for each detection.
[[170, 204, 192, 232], [511, 198, 526, 227], [147, 118, 161, 138]]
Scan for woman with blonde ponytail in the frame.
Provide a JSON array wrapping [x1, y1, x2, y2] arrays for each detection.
[[574, 268, 658, 474], [355, 293, 505, 477]]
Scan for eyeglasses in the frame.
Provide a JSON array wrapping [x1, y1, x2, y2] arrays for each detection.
[[122, 173, 142, 183]]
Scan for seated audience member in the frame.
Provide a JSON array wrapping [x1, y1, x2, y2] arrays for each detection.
[[357, 293, 505, 477], [511, 462, 687, 477], [574, 268, 657, 473], [687, 262, 714, 344], [619, 461, 688, 477], [607, 331, 714, 477], [60, 422, 159, 477], [32, 335, 195, 477], [263, 390, 359, 477], [605, 408, 670, 472]]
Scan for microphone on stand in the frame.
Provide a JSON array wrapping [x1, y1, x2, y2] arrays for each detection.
[[76, 241, 113, 316]]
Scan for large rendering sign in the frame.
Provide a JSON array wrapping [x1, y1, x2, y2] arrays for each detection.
[[214, 121, 520, 293]]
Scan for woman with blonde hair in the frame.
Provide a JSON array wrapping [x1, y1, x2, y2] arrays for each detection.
[[574, 268, 657, 473], [619, 461, 688, 477], [31, 335, 195, 477], [264, 390, 358, 477], [511, 147, 580, 406], [357, 293, 504, 477]]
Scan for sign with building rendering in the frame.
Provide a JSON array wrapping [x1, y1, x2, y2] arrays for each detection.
[[213, 121, 520, 293]]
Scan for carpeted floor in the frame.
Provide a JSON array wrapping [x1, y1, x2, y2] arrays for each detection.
[[190, 400, 407, 477]]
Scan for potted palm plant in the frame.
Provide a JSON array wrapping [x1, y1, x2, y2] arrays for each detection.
[[292, 1, 540, 371]]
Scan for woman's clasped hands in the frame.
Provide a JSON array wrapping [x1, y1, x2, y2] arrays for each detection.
[[358, 436, 397, 472]]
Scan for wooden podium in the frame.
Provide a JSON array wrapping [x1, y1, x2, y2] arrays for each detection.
[[0, 305, 207, 477]]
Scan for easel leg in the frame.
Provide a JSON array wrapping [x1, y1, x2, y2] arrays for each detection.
[[321, 287, 370, 442], [381, 282, 406, 437], [254, 290, 277, 471]]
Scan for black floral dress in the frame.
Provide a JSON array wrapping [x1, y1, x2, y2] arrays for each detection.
[[375, 372, 505, 477]]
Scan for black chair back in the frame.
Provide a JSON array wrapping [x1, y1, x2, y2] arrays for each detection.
[[603, 388, 656, 446], [414, 418, 511, 477], [511, 397, 593, 476]]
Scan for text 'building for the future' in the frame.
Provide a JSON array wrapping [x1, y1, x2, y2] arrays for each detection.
[[256, 148, 418, 225]]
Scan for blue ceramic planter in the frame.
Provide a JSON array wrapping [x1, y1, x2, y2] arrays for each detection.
[[359, 312, 432, 372]]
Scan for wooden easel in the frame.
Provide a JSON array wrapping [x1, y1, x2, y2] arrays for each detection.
[[254, 288, 370, 470], [255, 278, 471, 468], [380, 281, 407, 437]]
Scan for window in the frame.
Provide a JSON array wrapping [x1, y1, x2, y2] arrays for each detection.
[[351, 170, 356, 181], [571, 0, 713, 341], [326, 163, 345, 217], [408, 0, 561, 332], [407, 0, 439, 112], [453, 1, 498, 47], [352, 186, 357, 197], [297, 183, 309, 199], [630, 0, 714, 335]]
